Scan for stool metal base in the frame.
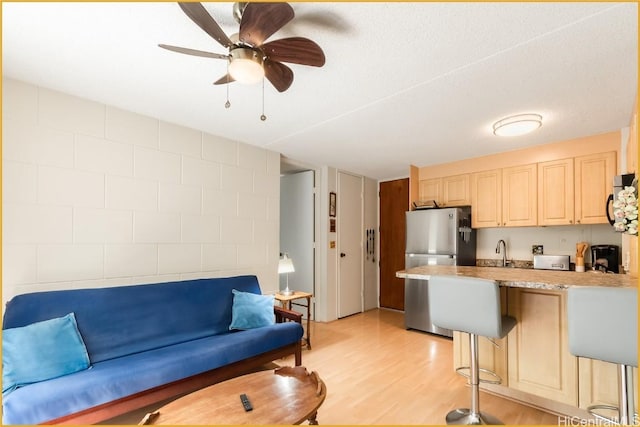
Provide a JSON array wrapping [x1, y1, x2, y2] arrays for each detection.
[[446, 408, 504, 425]]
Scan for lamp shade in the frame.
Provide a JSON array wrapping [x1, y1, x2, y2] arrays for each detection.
[[278, 254, 295, 274], [493, 113, 542, 137], [228, 48, 264, 84]]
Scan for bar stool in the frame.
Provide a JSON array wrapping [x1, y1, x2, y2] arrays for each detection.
[[428, 275, 516, 425], [567, 286, 638, 425]]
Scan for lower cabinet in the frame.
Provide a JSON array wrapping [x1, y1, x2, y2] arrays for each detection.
[[507, 288, 578, 406], [578, 358, 638, 416], [453, 287, 508, 384], [453, 332, 508, 386], [452, 287, 637, 416]]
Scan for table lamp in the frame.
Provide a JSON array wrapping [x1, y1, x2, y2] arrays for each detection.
[[278, 253, 295, 296]]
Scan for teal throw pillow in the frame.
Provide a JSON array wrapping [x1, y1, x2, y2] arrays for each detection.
[[2, 312, 91, 394], [229, 289, 275, 330]]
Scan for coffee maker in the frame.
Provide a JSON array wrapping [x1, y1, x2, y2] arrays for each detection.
[[591, 245, 619, 273]]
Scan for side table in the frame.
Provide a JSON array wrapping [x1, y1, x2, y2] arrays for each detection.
[[274, 291, 312, 350]]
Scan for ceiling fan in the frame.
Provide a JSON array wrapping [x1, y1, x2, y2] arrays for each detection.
[[159, 2, 326, 93]]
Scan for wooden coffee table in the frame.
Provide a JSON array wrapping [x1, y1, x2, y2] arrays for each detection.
[[139, 366, 326, 425]]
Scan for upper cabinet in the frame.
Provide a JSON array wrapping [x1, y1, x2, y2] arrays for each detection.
[[414, 132, 620, 228], [575, 151, 616, 224], [419, 178, 441, 204], [471, 165, 537, 228], [418, 174, 470, 207], [471, 169, 502, 228], [502, 164, 537, 227], [442, 174, 470, 207], [538, 158, 575, 226]]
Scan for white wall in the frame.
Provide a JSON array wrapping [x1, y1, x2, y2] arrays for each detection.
[[2, 78, 281, 306], [477, 224, 622, 265]]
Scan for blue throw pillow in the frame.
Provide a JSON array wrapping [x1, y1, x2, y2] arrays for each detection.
[[2, 312, 90, 394], [229, 289, 275, 330]]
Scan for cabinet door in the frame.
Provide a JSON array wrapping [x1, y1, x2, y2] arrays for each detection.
[[507, 288, 578, 406], [538, 158, 575, 225], [575, 151, 616, 224], [418, 178, 441, 203], [502, 164, 537, 227], [579, 359, 638, 413], [471, 169, 502, 228], [453, 288, 509, 384], [442, 174, 470, 206]]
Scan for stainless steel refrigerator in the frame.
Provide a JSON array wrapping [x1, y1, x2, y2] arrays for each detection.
[[404, 206, 476, 336]]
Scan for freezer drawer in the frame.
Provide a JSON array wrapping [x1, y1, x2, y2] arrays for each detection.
[[404, 278, 453, 337]]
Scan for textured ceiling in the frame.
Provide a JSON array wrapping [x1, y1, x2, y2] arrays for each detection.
[[3, 2, 637, 180]]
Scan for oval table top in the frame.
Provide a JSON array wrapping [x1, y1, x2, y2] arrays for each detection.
[[140, 366, 326, 425]]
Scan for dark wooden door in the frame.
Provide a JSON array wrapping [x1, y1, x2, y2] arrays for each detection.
[[379, 178, 408, 310]]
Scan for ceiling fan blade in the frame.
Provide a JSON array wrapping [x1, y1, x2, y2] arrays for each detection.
[[264, 60, 294, 92], [178, 2, 233, 48], [158, 44, 229, 60], [261, 37, 325, 67], [239, 3, 294, 47], [213, 74, 235, 85]]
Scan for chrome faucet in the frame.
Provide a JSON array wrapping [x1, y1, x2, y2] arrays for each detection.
[[496, 239, 507, 267]]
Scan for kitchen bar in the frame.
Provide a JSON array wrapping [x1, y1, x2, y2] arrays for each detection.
[[395, 265, 637, 419]]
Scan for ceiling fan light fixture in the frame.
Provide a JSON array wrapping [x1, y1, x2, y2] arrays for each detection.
[[228, 48, 264, 84], [493, 113, 543, 137]]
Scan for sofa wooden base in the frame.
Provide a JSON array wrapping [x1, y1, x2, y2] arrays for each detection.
[[43, 342, 302, 425]]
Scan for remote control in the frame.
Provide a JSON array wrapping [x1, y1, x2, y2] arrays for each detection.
[[240, 393, 253, 412]]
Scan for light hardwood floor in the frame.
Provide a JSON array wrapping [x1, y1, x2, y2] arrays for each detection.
[[107, 308, 560, 425], [278, 308, 560, 425]]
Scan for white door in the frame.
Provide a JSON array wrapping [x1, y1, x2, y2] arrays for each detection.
[[338, 172, 363, 318]]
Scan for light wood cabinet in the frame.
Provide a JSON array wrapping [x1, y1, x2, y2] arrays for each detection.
[[578, 359, 638, 413], [502, 163, 537, 227], [418, 178, 441, 203], [442, 174, 470, 206], [471, 169, 502, 228], [538, 158, 575, 225], [419, 174, 470, 207], [574, 151, 616, 224], [471, 164, 537, 228], [507, 288, 578, 406], [424, 151, 616, 228], [453, 288, 509, 384]]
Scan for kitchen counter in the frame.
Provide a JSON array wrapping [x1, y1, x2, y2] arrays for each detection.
[[396, 265, 636, 290]]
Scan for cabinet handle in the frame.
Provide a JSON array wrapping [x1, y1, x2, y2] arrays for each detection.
[[576, 219, 581, 224], [569, 220, 573, 224]]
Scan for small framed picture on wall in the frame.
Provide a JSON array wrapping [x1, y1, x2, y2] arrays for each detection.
[[329, 192, 336, 217]]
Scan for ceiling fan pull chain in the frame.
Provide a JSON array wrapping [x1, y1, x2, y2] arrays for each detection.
[[225, 62, 231, 109], [260, 77, 267, 121]]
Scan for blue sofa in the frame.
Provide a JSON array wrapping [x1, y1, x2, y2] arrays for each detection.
[[2, 275, 303, 425]]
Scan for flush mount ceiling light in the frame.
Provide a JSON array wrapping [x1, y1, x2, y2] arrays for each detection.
[[493, 113, 543, 137]]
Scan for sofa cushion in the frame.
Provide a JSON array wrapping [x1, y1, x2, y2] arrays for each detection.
[[229, 289, 276, 330], [1, 322, 303, 425], [2, 276, 263, 363], [2, 313, 90, 394]]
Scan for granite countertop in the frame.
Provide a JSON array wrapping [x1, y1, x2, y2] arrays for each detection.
[[396, 265, 637, 290]]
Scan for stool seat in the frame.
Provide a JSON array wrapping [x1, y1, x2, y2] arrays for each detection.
[[568, 286, 637, 425], [428, 275, 516, 425]]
